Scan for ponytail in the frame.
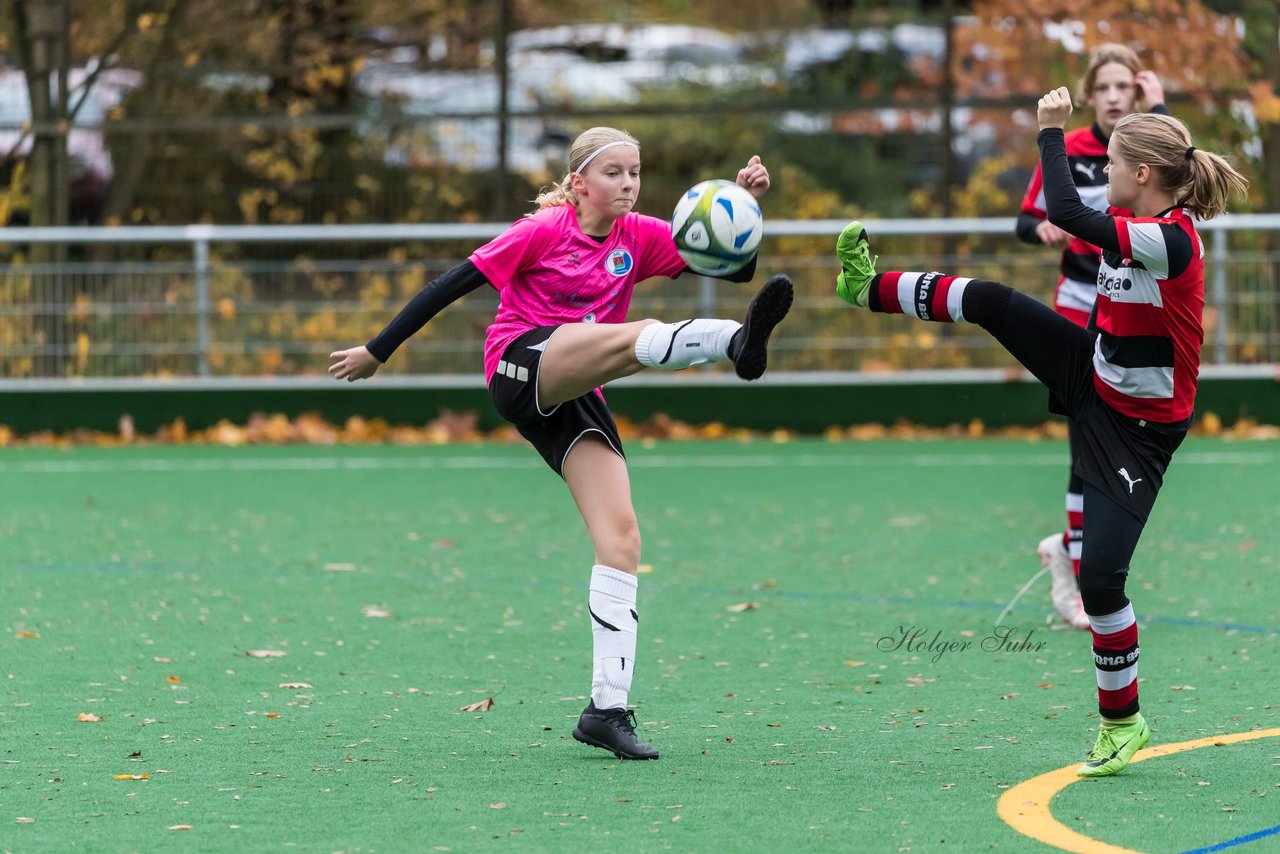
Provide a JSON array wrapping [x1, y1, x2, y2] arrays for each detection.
[[1181, 148, 1250, 220]]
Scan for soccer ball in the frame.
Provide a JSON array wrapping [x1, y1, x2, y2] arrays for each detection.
[[671, 179, 763, 276]]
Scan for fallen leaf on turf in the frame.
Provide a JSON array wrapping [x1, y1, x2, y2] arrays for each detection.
[[460, 698, 494, 712], [324, 563, 356, 572], [264, 713, 280, 719], [1171, 685, 1196, 691], [637, 564, 654, 574], [844, 660, 865, 667], [245, 649, 286, 658], [279, 682, 312, 689], [488, 802, 506, 809], [767, 722, 781, 727], [154, 656, 175, 663], [114, 773, 148, 780], [1036, 683, 1053, 689], [15, 631, 38, 639], [726, 602, 758, 613], [361, 606, 392, 618], [77, 713, 102, 722], [128, 751, 141, 758], [16, 817, 35, 824], [166, 676, 181, 683], [167, 824, 193, 830]]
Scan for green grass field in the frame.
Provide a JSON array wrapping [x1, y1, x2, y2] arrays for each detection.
[[2, 439, 1278, 853]]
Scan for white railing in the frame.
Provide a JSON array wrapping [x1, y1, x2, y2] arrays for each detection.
[[1, 215, 1277, 380]]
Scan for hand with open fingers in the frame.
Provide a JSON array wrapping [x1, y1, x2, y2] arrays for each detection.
[[736, 155, 771, 199], [1037, 86, 1073, 131], [329, 345, 381, 382], [1134, 70, 1164, 109]]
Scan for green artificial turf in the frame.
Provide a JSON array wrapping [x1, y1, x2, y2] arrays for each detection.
[[1, 438, 1277, 852]]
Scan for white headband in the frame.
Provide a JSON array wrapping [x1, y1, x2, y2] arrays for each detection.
[[574, 140, 638, 174]]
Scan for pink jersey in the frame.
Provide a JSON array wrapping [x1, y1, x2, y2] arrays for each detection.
[[471, 204, 688, 382]]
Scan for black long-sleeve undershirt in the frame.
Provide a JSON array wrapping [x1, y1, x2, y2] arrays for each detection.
[[1036, 128, 1120, 254], [366, 260, 487, 362], [363, 252, 759, 363], [1015, 211, 1044, 245]]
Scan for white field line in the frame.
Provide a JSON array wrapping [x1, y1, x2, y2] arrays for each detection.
[[0, 450, 1273, 474]]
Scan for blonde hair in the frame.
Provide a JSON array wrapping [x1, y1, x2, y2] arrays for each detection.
[[1111, 113, 1249, 220], [1076, 43, 1141, 105], [532, 127, 640, 211]]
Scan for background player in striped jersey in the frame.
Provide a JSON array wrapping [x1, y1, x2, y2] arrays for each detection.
[[330, 127, 792, 761], [835, 90, 1247, 776], [1016, 44, 1169, 631]]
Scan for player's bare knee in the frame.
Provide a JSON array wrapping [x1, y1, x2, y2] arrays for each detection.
[[602, 515, 642, 569]]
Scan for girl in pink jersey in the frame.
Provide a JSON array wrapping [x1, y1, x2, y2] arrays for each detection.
[[329, 126, 792, 760], [834, 90, 1246, 777], [1015, 44, 1169, 632]]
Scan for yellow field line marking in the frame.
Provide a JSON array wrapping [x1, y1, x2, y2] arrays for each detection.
[[997, 727, 1280, 854]]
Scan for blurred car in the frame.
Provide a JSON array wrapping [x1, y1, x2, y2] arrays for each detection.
[[510, 24, 775, 90], [355, 50, 639, 175], [0, 64, 142, 223]]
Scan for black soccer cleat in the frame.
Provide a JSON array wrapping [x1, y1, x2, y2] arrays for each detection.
[[728, 274, 793, 381], [572, 701, 659, 760]]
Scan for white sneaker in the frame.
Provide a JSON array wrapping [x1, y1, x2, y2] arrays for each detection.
[[1037, 533, 1090, 630]]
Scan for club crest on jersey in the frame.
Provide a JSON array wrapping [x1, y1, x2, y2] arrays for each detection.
[[605, 249, 634, 276]]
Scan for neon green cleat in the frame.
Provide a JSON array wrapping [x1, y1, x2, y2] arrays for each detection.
[[1077, 713, 1150, 777], [835, 220, 879, 307]]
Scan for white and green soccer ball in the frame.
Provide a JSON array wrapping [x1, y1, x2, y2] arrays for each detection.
[[670, 179, 763, 276]]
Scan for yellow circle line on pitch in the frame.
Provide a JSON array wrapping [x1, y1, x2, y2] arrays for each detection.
[[996, 727, 1280, 854]]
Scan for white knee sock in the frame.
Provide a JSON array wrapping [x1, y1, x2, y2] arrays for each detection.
[[634, 319, 740, 369], [589, 564, 638, 710]]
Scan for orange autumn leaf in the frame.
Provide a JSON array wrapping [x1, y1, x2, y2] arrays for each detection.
[[77, 713, 102, 722], [459, 698, 494, 712], [166, 675, 182, 683], [114, 773, 149, 780], [15, 631, 38, 639], [264, 713, 280, 718]]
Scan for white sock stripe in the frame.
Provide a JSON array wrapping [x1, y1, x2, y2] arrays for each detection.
[[897, 273, 923, 319], [946, 277, 971, 323], [1089, 603, 1136, 635], [590, 564, 638, 600], [1066, 493, 1084, 513], [1096, 664, 1139, 691]]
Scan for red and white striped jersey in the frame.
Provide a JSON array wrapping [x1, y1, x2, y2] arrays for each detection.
[[1020, 126, 1110, 326], [1089, 206, 1203, 423]]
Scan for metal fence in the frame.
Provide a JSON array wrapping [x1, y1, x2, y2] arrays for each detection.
[[1, 216, 1278, 381]]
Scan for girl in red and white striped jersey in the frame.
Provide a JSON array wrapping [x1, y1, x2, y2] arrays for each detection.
[[1015, 44, 1170, 630], [833, 88, 1247, 776]]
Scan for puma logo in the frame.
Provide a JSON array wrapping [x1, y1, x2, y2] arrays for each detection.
[[1074, 161, 1098, 181], [1117, 467, 1143, 493]]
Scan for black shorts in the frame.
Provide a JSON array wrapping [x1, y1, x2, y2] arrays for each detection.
[[1068, 390, 1188, 523], [488, 326, 625, 476]]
